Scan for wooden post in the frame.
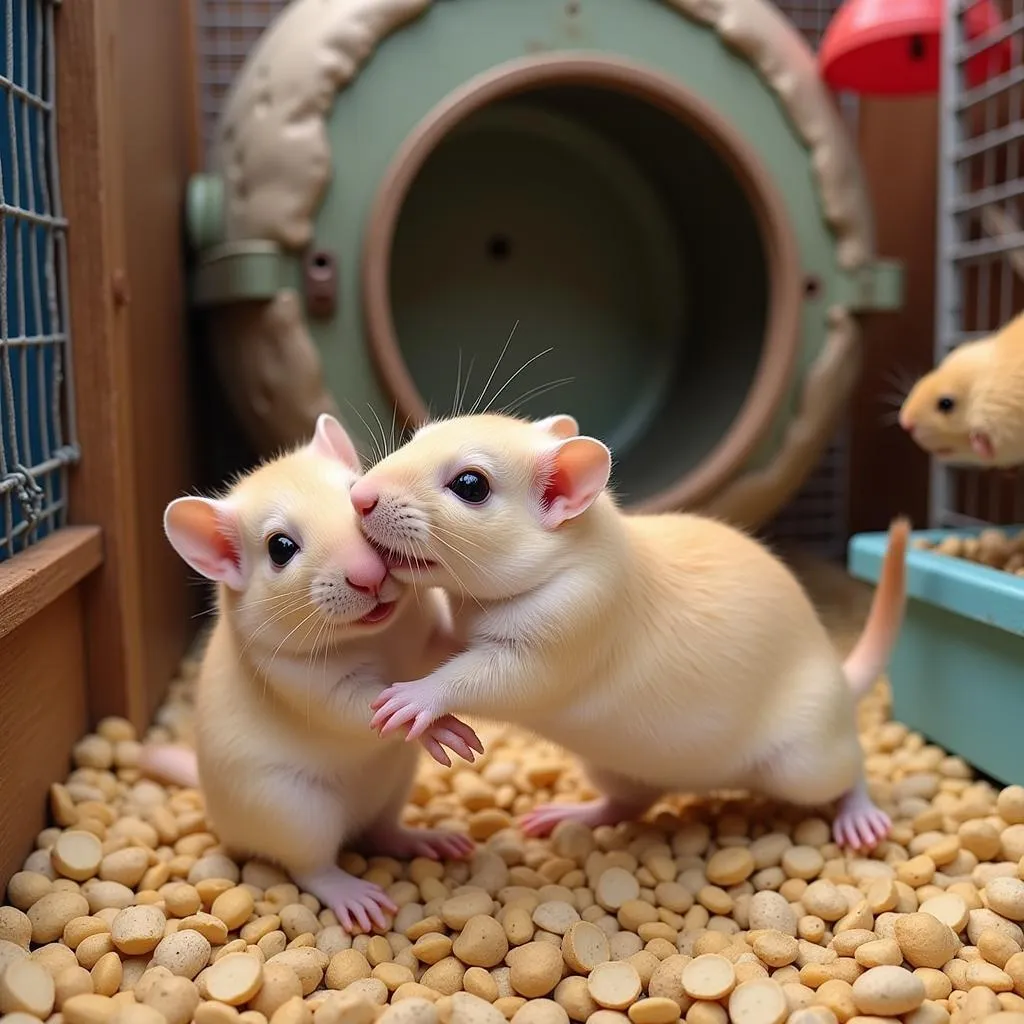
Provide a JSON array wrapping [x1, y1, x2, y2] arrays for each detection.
[[57, 0, 198, 730], [847, 96, 939, 535]]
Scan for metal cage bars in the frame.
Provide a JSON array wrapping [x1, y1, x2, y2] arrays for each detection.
[[932, 0, 1024, 528]]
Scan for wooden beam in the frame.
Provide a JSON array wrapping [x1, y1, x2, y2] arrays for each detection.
[[0, 589, 89, 885], [55, 0, 197, 729], [57, 0, 148, 727], [848, 96, 939, 535], [0, 526, 102, 641]]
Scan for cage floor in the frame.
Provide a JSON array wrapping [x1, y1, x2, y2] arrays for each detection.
[[3, 561, 1024, 1024]]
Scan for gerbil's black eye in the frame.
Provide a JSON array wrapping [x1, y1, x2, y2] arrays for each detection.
[[937, 396, 956, 414], [267, 533, 299, 567], [447, 470, 491, 505]]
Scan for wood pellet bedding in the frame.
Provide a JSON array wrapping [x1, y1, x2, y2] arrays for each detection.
[[6, 630, 1024, 1024], [912, 529, 1024, 576]]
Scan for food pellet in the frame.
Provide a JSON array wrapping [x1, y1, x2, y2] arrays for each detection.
[[595, 870, 640, 912], [586, 962, 642, 1010], [0, 956, 57, 1017], [562, 922, 610, 975], [203, 952, 264, 1005], [727, 979, 788, 1024], [452, 915, 508, 968], [110, 906, 167, 956], [16, 637, 1024, 1024], [681, 955, 736, 1001], [51, 832, 104, 883]]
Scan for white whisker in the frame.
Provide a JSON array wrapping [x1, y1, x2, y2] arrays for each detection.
[[255, 605, 323, 698], [367, 402, 390, 462], [504, 377, 575, 416], [469, 320, 520, 415], [239, 595, 313, 657], [481, 347, 553, 415], [458, 357, 476, 418], [345, 399, 384, 465], [430, 519, 490, 553], [452, 349, 464, 419]]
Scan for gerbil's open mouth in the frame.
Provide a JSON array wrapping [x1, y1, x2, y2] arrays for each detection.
[[369, 541, 436, 572], [358, 602, 396, 625]]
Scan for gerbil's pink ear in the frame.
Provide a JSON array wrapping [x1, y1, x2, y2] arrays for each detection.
[[535, 414, 579, 440], [308, 413, 361, 471], [539, 437, 611, 529], [970, 430, 996, 461], [164, 496, 246, 590]]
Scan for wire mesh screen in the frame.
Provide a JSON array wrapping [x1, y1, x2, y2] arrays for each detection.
[[762, 0, 853, 560], [0, 0, 77, 564], [195, 0, 288, 159], [193, 0, 853, 557], [932, 0, 1024, 529]]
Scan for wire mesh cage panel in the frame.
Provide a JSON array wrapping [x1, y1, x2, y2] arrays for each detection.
[[762, 0, 854, 559], [780, 0, 844, 46], [0, 0, 77, 564], [933, 0, 1024, 529], [194, 0, 288, 159], [192, 0, 853, 556]]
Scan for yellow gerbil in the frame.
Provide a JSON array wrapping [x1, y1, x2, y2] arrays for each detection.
[[349, 413, 908, 851], [143, 414, 478, 932], [900, 309, 1024, 467]]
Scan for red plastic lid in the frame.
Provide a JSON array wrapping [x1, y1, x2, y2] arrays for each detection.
[[818, 0, 1013, 96]]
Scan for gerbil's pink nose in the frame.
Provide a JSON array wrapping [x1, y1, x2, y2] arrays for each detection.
[[898, 413, 914, 433], [345, 556, 387, 595], [350, 481, 379, 518]]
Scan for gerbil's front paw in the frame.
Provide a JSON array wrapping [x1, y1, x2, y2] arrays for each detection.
[[369, 680, 443, 741], [292, 866, 396, 934], [367, 824, 475, 861], [419, 714, 484, 767]]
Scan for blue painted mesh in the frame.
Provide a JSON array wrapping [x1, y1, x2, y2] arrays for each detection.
[[0, 0, 77, 563]]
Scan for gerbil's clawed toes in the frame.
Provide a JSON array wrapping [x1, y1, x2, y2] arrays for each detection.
[[833, 785, 893, 852], [420, 715, 484, 766], [519, 798, 628, 839], [292, 866, 396, 934], [368, 825, 474, 862]]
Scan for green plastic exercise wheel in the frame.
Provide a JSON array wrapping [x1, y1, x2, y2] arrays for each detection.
[[186, 0, 902, 525]]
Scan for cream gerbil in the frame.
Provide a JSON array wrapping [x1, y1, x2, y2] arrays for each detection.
[[141, 414, 479, 932], [348, 412, 908, 851], [899, 309, 1024, 467]]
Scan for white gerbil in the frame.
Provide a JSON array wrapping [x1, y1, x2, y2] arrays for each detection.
[[346, 412, 908, 851], [899, 309, 1024, 467], [142, 414, 479, 932]]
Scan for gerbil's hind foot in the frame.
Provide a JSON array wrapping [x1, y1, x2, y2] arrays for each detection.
[[833, 781, 892, 851], [519, 797, 640, 838], [365, 824, 475, 861], [293, 865, 396, 934]]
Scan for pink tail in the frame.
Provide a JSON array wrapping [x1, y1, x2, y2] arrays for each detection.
[[138, 744, 200, 789], [843, 516, 910, 700]]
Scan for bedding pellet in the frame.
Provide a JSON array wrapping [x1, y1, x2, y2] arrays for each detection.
[[8, 657, 1024, 1024], [913, 528, 1024, 575]]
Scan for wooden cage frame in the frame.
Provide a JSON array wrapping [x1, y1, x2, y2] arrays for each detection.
[[0, 0, 199, 883]]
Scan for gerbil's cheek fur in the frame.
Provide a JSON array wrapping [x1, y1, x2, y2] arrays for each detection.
[[355, 491, 440, 567], [309, 572, 383, 622]]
